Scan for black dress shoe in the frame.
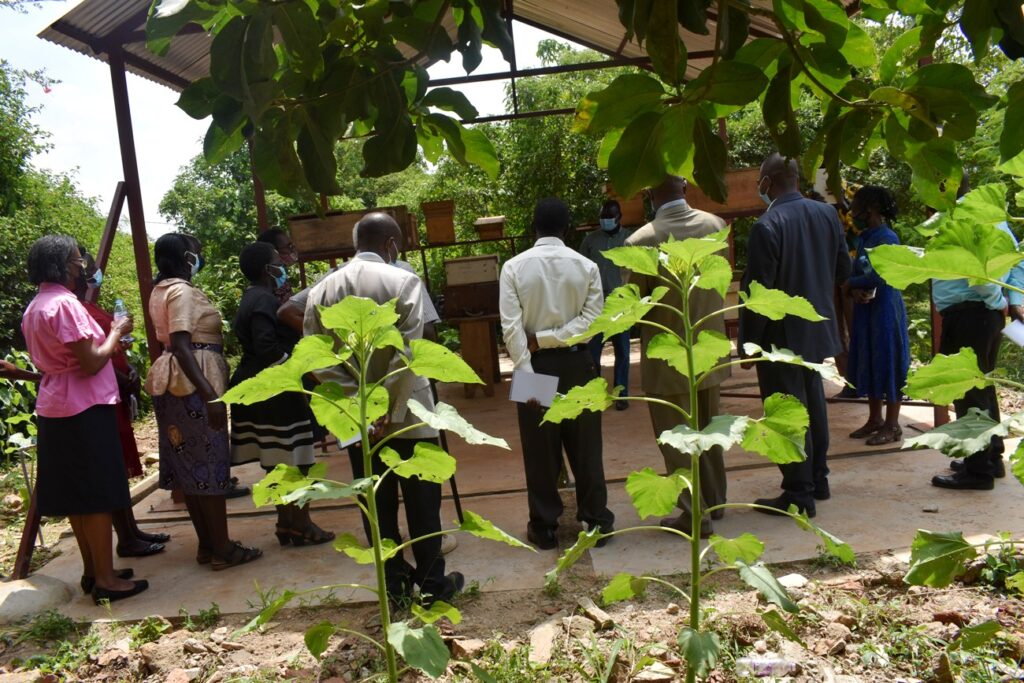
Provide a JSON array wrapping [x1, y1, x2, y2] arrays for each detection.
[[754, 495, 815, 518], [615, 400, 629, 411], [660, 515, 712, 538], [527, 526, 557, 550], [594, 525, 614, 548], [92, 579, 149, 605], [931, 472, 994, 490], [423, 572, 466, 607], [813, 479, 831, 501], [80, 568, 134, 594], [950, 458, 1005, 478]]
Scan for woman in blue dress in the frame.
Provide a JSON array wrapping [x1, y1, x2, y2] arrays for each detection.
[[846, 186, 910, 445]]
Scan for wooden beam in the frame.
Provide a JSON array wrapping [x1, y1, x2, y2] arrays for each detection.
[[109, 49, 160, 362], [86, 181, 127, 305], [430, 56, 652, 88]]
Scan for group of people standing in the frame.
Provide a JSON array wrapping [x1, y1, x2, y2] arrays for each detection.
[[13, 151, 1015, 609]]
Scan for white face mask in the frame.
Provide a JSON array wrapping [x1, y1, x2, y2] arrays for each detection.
[[599, 218, 618, 232], [185, 251, 201, 278]]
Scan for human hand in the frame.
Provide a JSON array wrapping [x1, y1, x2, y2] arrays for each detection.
[[1010, 305, 1024, 323], [113, 315, 134, 336], [851, 289, 872, 304], [369, 414, 391, 443], [527, 334, 539, 354], [206, 400, 227, 431], [526, 398, 542, 410]]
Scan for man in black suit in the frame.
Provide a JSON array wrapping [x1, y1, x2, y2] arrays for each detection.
[[739, 154, 852, 517]]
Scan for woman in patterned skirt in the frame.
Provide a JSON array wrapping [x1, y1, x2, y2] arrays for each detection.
[[229, 242, 333, 546], [145, 233, 261, 570]]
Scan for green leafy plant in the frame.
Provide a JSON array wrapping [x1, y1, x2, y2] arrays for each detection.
[[541, 230, 854, 682], [179, 602, 221, 631], [14, 610, 76, 645], [868, 170, 1024, 592], [220, 296, 529, 681], [128, 615, 172, 648]]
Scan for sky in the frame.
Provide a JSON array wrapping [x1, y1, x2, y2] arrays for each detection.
[[0, 1, 557, 238]]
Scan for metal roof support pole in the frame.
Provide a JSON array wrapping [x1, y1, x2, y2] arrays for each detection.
[[248, 138, 269, 231], [108, 48, 159, 362], [503, 0, 519, 116]]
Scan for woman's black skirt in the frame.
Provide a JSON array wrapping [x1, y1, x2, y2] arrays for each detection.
[[36, 404, 131, 516]]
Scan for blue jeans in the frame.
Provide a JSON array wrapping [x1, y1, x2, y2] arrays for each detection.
[[588, 330, 630, 397]]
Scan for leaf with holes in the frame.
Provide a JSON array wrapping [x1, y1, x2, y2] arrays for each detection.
[[709, 533, 765, 565], [459, 510, 532, 550], [741, 282, 825, 322], [407, 399, 509, 448], [380, 442, 456, 484], [742, 393, 808, 465], [412, 600, 462, 625], [903, 408, 1009, 458], [602, 573, 650, 605], [626, 467, 692, 519], [545, 529, 601, 586], [742, 343, 845, 385], [658, 415, 750, 457], [543, 377, 615, 424], [387, 623, 449, 678], [333, 533, 399, 564], [409, 338, 482, 384], [904, 348, 990, 405]]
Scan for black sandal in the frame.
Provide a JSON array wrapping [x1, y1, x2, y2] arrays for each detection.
[[849, 423, 883, 439], [276, 523, 335, 547], [81, 568, 133, 594], [116, 541, 166, 558], [211, 541, 263, 571], [866, 426, 903, 446]]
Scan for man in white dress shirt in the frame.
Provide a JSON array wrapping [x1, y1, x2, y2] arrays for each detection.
[[304, 212, 463, 606], [499, 198, 615, 550]]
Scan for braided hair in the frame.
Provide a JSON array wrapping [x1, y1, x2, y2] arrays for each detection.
[[853, 185, 898, 225]]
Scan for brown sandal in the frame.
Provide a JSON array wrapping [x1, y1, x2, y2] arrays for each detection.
[[211, 541, 262, 571], [866, 426, 903, 446], [196, 547, 212, 565], [849, 423, 883, 438]]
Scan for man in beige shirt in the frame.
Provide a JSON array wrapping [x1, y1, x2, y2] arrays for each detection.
[[304, 212, 463, 606], [625, 175, 729, 538], [499, 198, 615, 550]]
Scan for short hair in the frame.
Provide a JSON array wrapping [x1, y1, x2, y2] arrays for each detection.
[[354, 212, 402, 251], [257, 228, 288, 247], [600, 199, 621, 215], [533, 198, 570, 236], [853, 185, 899, 224], [239, 242, 277, 283], [154, 233, 193, 282], [28, 235, 80, 286]]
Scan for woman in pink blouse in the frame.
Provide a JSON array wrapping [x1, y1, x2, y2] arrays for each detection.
[[21, 235, 149, 604]]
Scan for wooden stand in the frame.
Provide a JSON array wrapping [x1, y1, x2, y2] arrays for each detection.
[[448, 315, 500, 397]]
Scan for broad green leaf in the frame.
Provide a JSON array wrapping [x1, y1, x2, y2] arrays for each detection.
[[545, 529, 601, 586], [543, 377, 615, 424], [411, 600, 462, 625], [763, 66, 802, 158], [867, 244, 981, 288], [567, 284, 667, 344], [879, 26, 922, 83], [280, 478, 371, 507], [407, 399, 509, 448], [1006, 571, 1024, 595], [904, 348, 990, 405], [334, 533, 399, 564], [573, 74, 666, 136], [693, 116, 728, 204], [608, 110, 675, 200], [646, 330, 729, 380], [742, 343, 846, 385], [597, 128, 624, 168], [709, 533, 765, 565], [309, 382, 388, 444], [677, 628, 721, 678], [1012, 441, 1024, 486], [658, 229, 730, 266], [602, 572, 650, 605], [272, 2, 323, 77], [176, 78, 220, 120], [658, 415, 750, 457], [927, 219, 1023, 285], [741, 282, 825, 322], [203, 119, 245, 165], [319, 296, 400, 342], [737, 561, 799, 613], [380, 442, 456, 483], [788, 508, 855, 564], [905, 63, 995, 111], [421, 87, 479, 120], [923, 183, 1011, 239], [646, 0, 685, 83], [147, 0, 218, 56], [408, 338, 483, 384], [375, 327, 405, 353], [905, 530, 978, 587], [762, 609, 805, 646], [908, 137, 962, 211], [694, 254, 733, 298], [998, 148, 1024, 177], [221, 335, 344, 405], [458, 510, 532, 550], [297, 112, 342, 194], [603, 246, 661, 277], [386, 622, 449, 678], [686, 61, 769, 106], [949, 620, 1002, 651], [742, 393, 809, 465], [625, 467, 691, 519], [903, 408, 1009, 458], [840, 22, 876, 68], [305, 621, 336, 659], [470, 663, 498, 683], [252, 463, 318, 508]]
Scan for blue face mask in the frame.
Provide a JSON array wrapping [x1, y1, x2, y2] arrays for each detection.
[[185, 251, 202, 278], [269, 265, 288, 290], [87, 268, 103, 288], [599, 218, 618, 232]]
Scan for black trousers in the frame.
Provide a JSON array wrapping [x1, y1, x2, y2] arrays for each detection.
[[939, 303, 1004, 477], [348, 438, 446, 596], [516, 348, 614, 534], [755, 362, 830, 507]]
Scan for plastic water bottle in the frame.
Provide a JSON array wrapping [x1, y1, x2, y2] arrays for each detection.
[[735, 657, 798, 677], [113, 299, 134, 344]]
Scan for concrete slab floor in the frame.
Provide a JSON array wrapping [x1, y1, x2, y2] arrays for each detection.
[[33, 444, 1024, 622]]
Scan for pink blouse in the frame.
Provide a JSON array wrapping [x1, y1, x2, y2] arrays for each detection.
[[21, 283, 118, 418]]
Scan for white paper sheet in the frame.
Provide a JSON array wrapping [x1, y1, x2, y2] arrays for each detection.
[[509, 369, 559, 407], [1003, 319, 1024, 347]]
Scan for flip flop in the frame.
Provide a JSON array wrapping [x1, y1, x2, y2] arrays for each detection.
[[116, 542, 165, 558]]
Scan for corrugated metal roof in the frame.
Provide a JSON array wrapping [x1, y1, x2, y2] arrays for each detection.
[[37, 0, 830, 93]]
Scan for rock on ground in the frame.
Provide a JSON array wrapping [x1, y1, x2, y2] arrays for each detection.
[[0, 576, 71, 625]]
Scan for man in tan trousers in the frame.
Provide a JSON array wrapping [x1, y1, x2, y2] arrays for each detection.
[[625, 175, 729, 538]]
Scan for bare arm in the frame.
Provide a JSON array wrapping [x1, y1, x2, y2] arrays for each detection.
[[0, 359, 42, 383], [67, 316, 132, 376], [278, 298, 305, 335]]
